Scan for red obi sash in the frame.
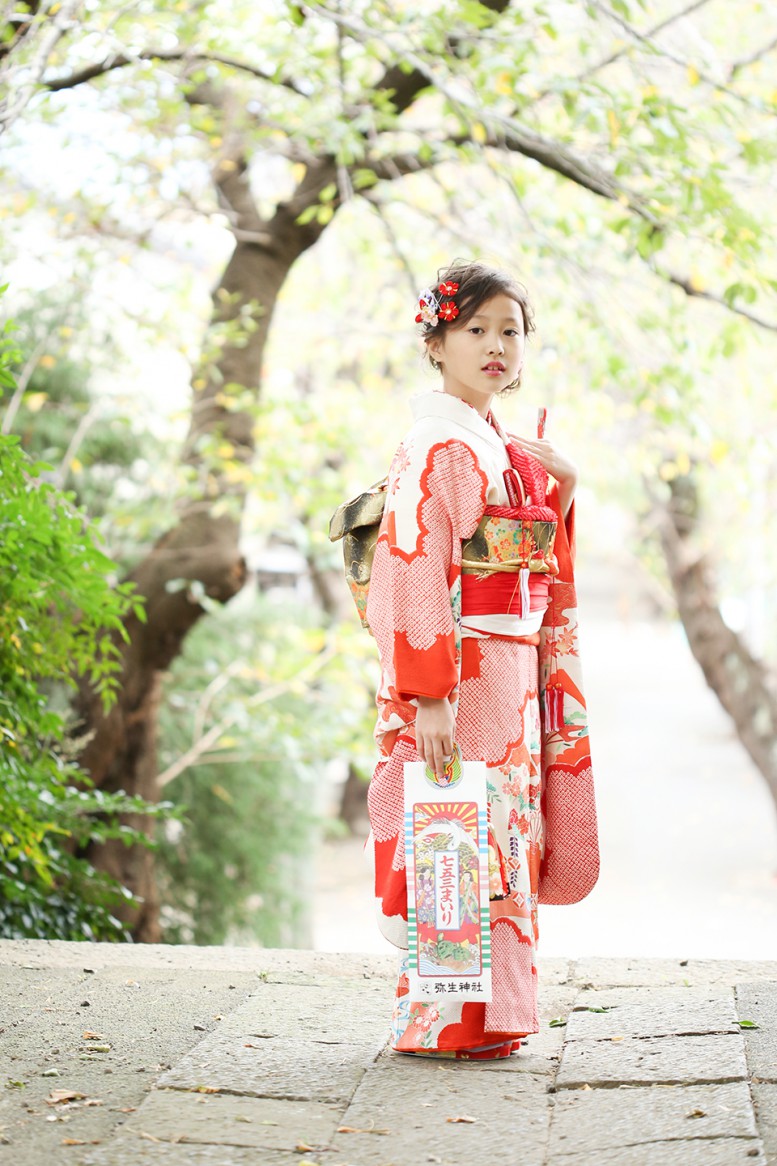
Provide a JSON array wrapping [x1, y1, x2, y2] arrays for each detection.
[[461, 571, 550, 617]]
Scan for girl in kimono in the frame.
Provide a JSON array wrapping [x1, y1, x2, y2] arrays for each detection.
[[365, 261, 598, 1059]]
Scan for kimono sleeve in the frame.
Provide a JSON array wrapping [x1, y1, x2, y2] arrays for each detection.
[[547, 481, 575, 574], [367, 437, 488, 703]]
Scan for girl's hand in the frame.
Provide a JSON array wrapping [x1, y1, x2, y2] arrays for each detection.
[[415, 696, 456, 778], [511, 436, 578, 517]]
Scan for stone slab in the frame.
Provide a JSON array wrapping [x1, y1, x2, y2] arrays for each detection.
[[737, 983, 777, 1083], [551, 1138, 766, 1165], [116, 1090, 342, 1151], [536, 957, 574, 987], [752, 1083, 777, 1165], [556, 1033, 748, 1088], [80, 1140, 307, 1166], [330, 1054, 551, 1166], [0, 965, 258, 1161], [548, 1081, 757, 1154], [565, 987, 739, 1041], [214, 980, 390, 1045], [573, 958, 777, 989], [157, 1035, 379, 1103], [0, 939, 397, 982]]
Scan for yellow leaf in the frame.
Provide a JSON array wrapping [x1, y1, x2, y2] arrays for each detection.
[[495, 71, 512, 97], [216, 442, 235, 458], [291, 162, 307, 184], [25, 391, 48, 413], [675, 451, 691, 476], [58, 326, 73, 338], [218, 159, 238, 172], [688, 272, 704, 292], [209, 136, 222, 147], [193, 378, 207, 391], [63, 211, 76, 223], [659, 461, 678, 481], [642, 85, 658, 100], [39, 355, 56, 369], [709, 439, 728, 464], [70, 457, 83, 473], [32, 642, 44, 655], [607, 108, 619, 146], [687, 65, 700, 85], [471, 122, 488, 144], [210, 784, 234, 804]]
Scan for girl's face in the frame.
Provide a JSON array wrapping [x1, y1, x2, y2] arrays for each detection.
[[427, 293, 526, 416]]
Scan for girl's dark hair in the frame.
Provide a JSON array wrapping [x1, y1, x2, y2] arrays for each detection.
[[420, 260, 535, 390]]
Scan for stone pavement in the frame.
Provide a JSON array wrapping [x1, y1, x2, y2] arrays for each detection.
[[1, 941, 776, 1166]]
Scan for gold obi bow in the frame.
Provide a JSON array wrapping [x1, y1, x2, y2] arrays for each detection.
[[329, 478, 388, 628], [461, 514, 558, 577]]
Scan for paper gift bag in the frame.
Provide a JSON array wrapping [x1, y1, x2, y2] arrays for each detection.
[[403, 747, 492, 1003]]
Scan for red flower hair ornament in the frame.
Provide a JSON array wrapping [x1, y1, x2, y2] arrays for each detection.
[[414, 280, 460, 326]]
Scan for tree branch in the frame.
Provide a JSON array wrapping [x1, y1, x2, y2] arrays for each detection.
[[532, 0, 714, 101], [590, 0, 764, 110], [0, 0, 42, 60], [0, 0, 80, 133], [728, 33, 777, 79], [308, 0, 511, 116], [656, 267, 777, 332], [458, 127, 656, 223], [43, 45, 307, 96]]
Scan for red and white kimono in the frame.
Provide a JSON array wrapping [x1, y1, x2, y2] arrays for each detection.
[[366, 391, 598, 1058]]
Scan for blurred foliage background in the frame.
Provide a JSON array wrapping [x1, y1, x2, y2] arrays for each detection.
[[0, 0, 775, 945]]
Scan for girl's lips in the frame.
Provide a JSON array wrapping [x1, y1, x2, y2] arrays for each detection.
[[482, 363, 506, 375]]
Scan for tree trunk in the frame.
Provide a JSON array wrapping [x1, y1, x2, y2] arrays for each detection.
[[76, 148, 339, 938], [659, 471, 777, 815]]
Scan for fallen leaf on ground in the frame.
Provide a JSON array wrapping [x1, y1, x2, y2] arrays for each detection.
[[446, 1116, 477, 1124], [686, 1109, 707, 1118], [296, 1143, 316, 1153], [80, 1045, 111, 1054], [548, 1017, 566, 1028], [61, 1138, 86, 1146], [82, 1032, 104, 1040], [610, 1036, 625, 1042], [46, 1091, 86, 1106], [738, 1020, 760, 1029], [337, 1125, 390, 1135]]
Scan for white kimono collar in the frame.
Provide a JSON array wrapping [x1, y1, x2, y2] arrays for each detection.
[[410, 391, 506, 453]]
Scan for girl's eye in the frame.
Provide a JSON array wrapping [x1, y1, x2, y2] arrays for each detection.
[[469, 327, 484, 334], [505, 329, 519, 337]]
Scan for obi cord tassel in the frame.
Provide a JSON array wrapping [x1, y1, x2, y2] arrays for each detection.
[[519, 565, 531, 619], [545, 682, 564, 731], [503, 467, 522, 508]]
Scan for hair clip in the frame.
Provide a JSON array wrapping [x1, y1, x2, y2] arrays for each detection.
[[415, 288, 440, 326], [415, 281, 460, 326]]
